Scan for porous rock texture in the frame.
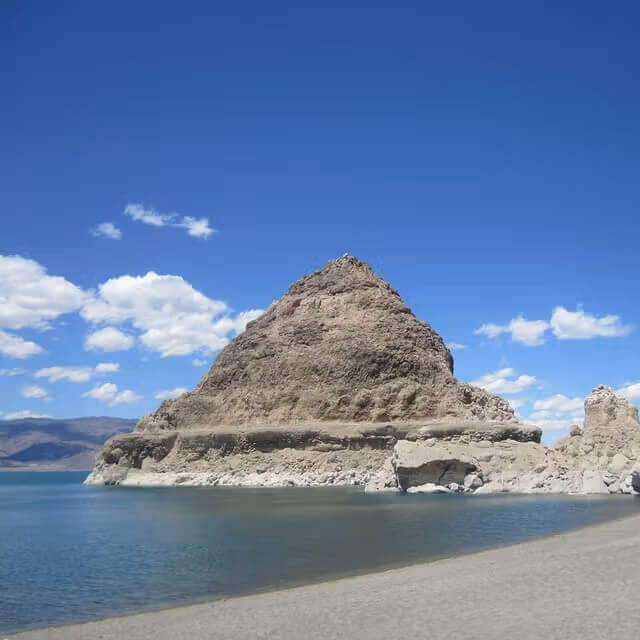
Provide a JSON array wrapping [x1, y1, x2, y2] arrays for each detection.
[[86, 255, 520, 488], [136, 255, 514, 430]]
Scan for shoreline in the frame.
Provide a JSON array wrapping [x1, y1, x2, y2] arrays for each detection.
[[10, 508, 640, 640]]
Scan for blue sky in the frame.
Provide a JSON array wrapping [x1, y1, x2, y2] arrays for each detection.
[[2, 1, 639, 441]]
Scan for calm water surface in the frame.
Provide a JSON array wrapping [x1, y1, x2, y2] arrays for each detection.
[[1, 471, 639, 633]]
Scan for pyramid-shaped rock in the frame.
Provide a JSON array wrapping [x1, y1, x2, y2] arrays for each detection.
[[138, 255, 514, 432], [87, 255, 532, 488]]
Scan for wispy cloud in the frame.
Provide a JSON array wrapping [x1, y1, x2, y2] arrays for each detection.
[[176, 216, 215, 239], [2, 410, 52, 420], [124, 203, 173, 227], [470, 368, 539, 395], [35, 362, 119, 383], [92, 222, 122, 240], [20, 384, 49, 399], [154, 387, 189, 400], [0, 368, 25, 377], [124, 203, 215, 239]]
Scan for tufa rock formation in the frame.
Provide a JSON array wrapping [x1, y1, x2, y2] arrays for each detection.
[[86, 257, 640, 495], [86, 255, 530, 488], [136, 255, 514, 430], [466, 386, 640, 495]]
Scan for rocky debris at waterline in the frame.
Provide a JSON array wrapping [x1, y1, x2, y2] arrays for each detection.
[[85, 420, 540, 488], [544, 385, 640, 495], [87, 255, 519, 488], [368, 385, 640, 496]]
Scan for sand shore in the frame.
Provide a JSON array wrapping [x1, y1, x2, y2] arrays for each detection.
[[11, 512, 640, 640]]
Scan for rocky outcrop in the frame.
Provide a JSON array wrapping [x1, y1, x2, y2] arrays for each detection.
[[135, 255, 514, 431], [87, 255, 520, 488], [545, 386, 640, 494], [361, 386, 640, 496], [390, 422, 543, 492], [86, 257, 640, 496]]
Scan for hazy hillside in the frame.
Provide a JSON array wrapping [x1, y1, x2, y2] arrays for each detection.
[[0, 417, 137, 470]]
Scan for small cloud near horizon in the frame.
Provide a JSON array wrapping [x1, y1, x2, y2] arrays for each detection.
[[83, 382, 142, 406], [154, 387, 189, 400], [475, 306, 632, 347]]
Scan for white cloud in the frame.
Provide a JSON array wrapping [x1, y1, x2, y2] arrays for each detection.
[[475, 316, 549, 346], [0, 368, 25, 377], [124, 203, 173, 227], [474, 323, 505, 339], [0, 329, 44, 359], [521, 393, 585, 436], [82, 382, 118, 401], [177, 216, 215, 239], [82, 271, 263, 357], [509, 317, 550, 346], [0, 255, 87, 330], [20, 385, 48, 399], [154, 387, 189, 400], [92, 222, 122, 240], [192, 359, 207, 367], [35, 362, 119, 383], [532, 394, 583, 413], [507, 398, 526, 410], [124, 203, 215, 239], [617, 382, 640, 403], [110, 389, 142, 405], [94, 362, 119, 374], [85, 327, 134, 352], [2, 410, 51, 420], [476, 307, 631, 346], [83, 382, 142, 406], [470, 368, 539, 395], [446, 342, 466, 351], [550, 306, 632, 340]]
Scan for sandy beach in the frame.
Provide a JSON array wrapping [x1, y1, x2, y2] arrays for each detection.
[[11, 511, 640, 640]]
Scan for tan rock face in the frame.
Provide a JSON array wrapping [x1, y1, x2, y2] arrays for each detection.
[[583, 385, 640, 431], [137, 255, 514, 432], [553, 386, 640, 473]]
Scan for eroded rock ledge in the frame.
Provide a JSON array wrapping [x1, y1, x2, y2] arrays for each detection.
[[85, 421, 540, 488]]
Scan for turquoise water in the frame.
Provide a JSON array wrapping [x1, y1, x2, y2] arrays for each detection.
[[1, 471, 638, 634]]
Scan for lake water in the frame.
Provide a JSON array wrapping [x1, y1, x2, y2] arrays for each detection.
[[1, 471, 639, 634]]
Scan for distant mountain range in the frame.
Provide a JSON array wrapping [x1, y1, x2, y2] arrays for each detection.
[[0, 417, 137, 470]]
